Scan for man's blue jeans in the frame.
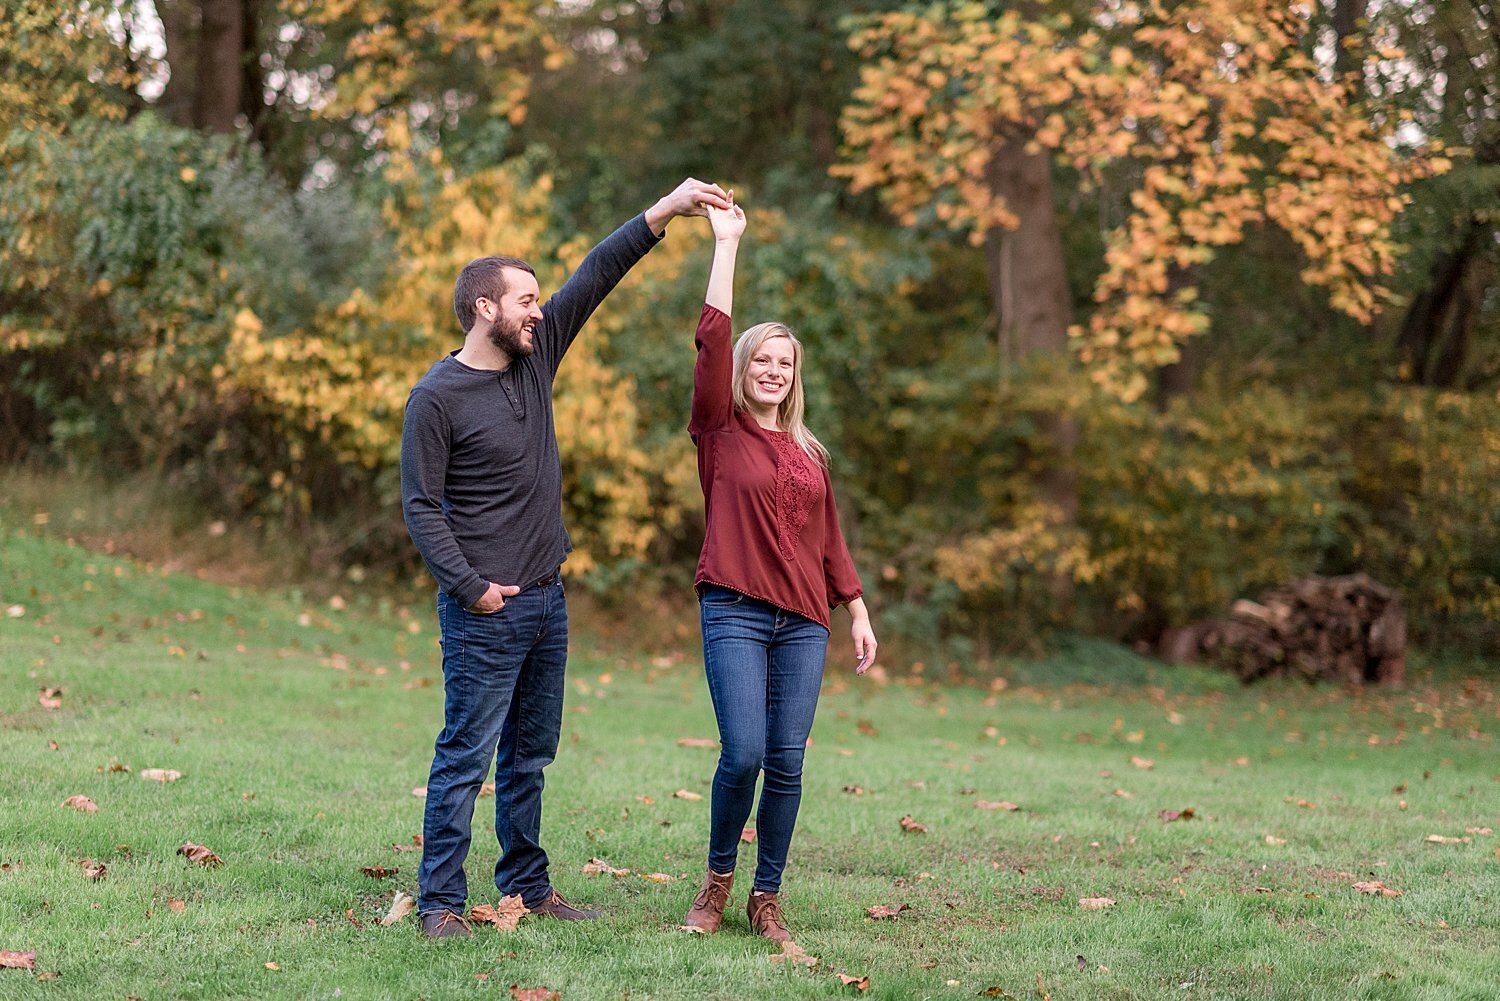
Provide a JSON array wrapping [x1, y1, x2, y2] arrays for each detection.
[[418, 578, 567, 915], [699, 585, 829, 893]]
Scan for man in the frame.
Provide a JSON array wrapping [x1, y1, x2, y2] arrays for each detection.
[[401, 179, 731, 938]]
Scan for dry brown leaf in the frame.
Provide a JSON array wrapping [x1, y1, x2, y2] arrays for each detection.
[[508, 988, 560, 1001], [856, 720, 877, 736], [1265, 835, 1288, 845], [0, 950, 36, 970], [361, 865, 399, 879], [1112, 789, 1133, 798], [1159, 808, 1196, 823], [177, 842, 223, 867], [767, 940, 818, 968], [975, 800, 1020, 811], [1078, 897, 1116, 910], [411, 786, 427, 797], [865, 903, 911, 919], [139, 769, 182, 783], [470, 894, 528, 931], [673, 790, 703, 801], [167, 899, 187, 912], [1129, 756, 1154, 770], [38, 687, 62, 711], [1353, 881, 1402, 897], [1465, 827, 1493, 835], [740, 827, 757, 843], [379, 891, 416, 926], [837, 972, 870, 991], [635, 795, 655, 805], [479, 783, 496, 797], [639, 872, 674, 884], [47, 740, 59, 751], [264, 962, 280, 971], [676, 738, 717, 748], [581, 858, 631, 877], [1424, 834, 1471, 844], [899, 815, 927, 834], [842, 785, 865, 795], [62, 795, 98, 813], [36, 970, 59, 981], [108, 763, 131, 773], [78, 860, 106, 880]]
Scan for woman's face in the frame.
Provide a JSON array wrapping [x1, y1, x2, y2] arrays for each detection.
[[743, 336, 796, 414]]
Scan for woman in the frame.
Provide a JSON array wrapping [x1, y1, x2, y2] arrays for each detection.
[[680, 196, 878, 943]]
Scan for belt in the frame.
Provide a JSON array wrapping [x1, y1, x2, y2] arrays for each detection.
[[521, 569, 560, 592]]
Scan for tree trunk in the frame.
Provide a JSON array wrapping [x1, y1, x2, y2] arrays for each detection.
[[1332, 0, 1368, 85], [157, 0, 199, 128], [195, 0, 246, 133], [1396, 220, 1483, 388], [983, 137, 1079, 527]]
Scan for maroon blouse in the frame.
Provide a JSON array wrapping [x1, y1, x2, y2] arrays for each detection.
[[688, 304, 863, 629]]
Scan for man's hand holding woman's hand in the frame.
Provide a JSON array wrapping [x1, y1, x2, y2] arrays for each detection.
[[646, 178, 734, 235], [469, 581, 521, 615]]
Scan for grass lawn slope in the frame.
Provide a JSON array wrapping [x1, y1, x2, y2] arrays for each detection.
[[2, 529, 1497, 1000]]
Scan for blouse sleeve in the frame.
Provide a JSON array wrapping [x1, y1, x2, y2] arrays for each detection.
[[820, 467, 864, 608], [689, 304, 735, 438]]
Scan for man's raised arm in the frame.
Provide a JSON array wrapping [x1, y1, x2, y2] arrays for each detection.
[[538, 178, 732, 370]]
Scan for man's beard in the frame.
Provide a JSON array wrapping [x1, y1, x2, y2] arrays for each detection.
[[487, 314, 535, 358]]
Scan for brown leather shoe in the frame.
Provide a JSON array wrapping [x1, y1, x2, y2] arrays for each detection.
[[746, 890, 792, 943], [527, 889, 602, 920], [420, 909, 473, 939], [682, 869, 734, 933]]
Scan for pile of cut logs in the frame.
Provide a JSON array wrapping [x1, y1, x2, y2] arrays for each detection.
[[1159, 574, 1406, 686]]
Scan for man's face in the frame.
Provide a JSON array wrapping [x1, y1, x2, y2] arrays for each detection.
[[479, 268, 544, 358]]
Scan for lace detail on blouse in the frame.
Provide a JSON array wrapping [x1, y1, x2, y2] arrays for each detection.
[[769, 432, 821, 561]]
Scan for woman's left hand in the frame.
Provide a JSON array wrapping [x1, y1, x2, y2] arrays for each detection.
[[852, 618, 878, 675]]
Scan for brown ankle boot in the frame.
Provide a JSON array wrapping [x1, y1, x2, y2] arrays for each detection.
[[746, 890, 792, 943], [682, 869, 734, 933]]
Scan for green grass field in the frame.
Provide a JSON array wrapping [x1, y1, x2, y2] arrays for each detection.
[[2, 526, 1497, 1000]]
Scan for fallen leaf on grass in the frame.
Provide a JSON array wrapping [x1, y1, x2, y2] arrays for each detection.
[[1287, 797, 1316, 809], [767, 941, 818, 968], [107, 763, 131, 773], [346, 908, 364, 929], [1353, 881, 1402, 897], [508, 988, 560, 1001], [167, 900, 186, 912], [740, 827, 757, 843], [379, 891, 416, 927], [411, 787, 427, 798], [673, 790, 703, 801], [639, 872, 674, 884], [1466, 827, 1493, 835], [77, 860, 106, 880], [976, 801, 1020, 812], [899, 815, 927, 834], [676, 738, 717, 748], [1424, 835, 1471, 845], [38, 688, 62, 711], [1078, 897, 1116, 910], [139, 769, 182, 783], [361, 865, 399, 879], [47, 741, 59, 751], [264, 962, 280, 971], [1265, 835, 1288, 845], [62, 795, 98, 813], [836, 972, 870, 991], [842, 785, 865, 795], [177, 842, 223, 867], [1159, 808, 1196, 823], [581, 858, 631, 877], [1129, 756, 1154, 770], [978, 988, 1015, 998], [479, 783, 496, 797], [865, 903, 910, 919], [0, 951, 37, 970], [470, 895, 528, 931], [1112, 789, 1133, 798]]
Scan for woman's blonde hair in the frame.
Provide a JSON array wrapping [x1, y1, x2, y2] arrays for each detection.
[[731, 321, 830, 466]]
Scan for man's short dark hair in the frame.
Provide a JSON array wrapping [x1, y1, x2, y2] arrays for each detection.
[[454, 256, 536, 332]]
